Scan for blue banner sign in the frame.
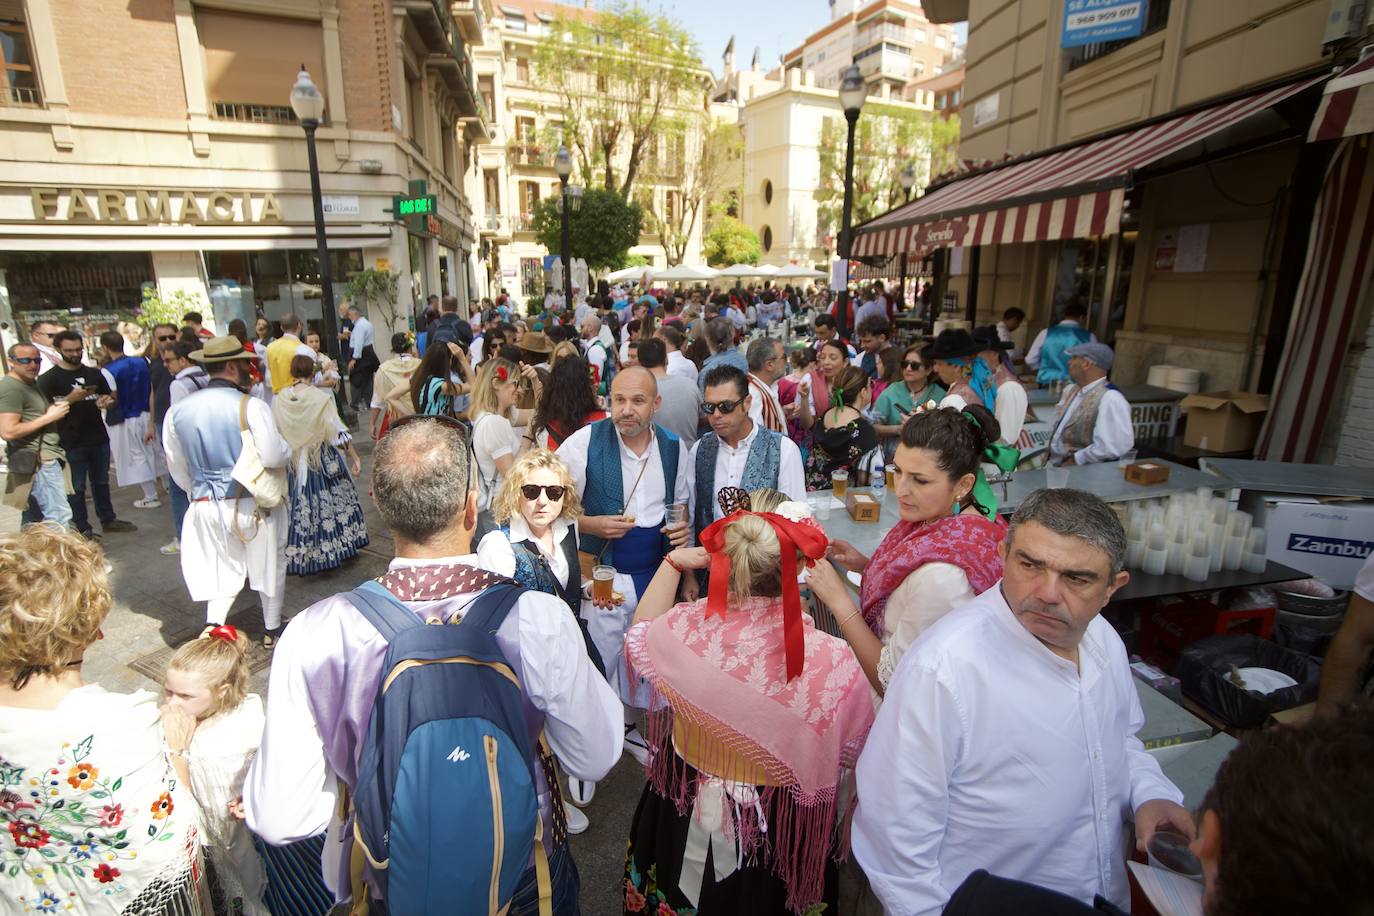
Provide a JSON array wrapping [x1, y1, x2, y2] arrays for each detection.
[[1062, 0, 1146, 48]]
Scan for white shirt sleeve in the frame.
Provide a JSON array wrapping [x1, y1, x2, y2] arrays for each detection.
[[476, 531, 518, 579], [994, 380, 1028, 445], [474, 413, 516, 462], [777, 436, 807, 505], [516, 593, 624, 780], [853, 657, 964, 916], [1118, 645, 1186, 812], [877, 564, 974, 689], [674, 440, 692, 509], [559, 426, 593, 496], [586, 343, 607, 376], [246, 396, 291, 469], [1025, 328, 1049, 369], [1074, 388, 1134, 465], [162, 405, 193, 494]]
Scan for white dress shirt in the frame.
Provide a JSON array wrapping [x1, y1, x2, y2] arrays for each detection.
[[666, 349, 698, 384], [349, 316, 374, 358], [853, 584, 1182, 916], [996, 320, 1022, 362], [853, 297, 889, 327], [687, 422, 807, 522], [558, 423, 691, 528], [875, 563, 974, 689], [476, 516, 575, 588], [584, 338, 608, 378], [169, 365, 209, 404], [746, 374, 785, 433], [1024, 319, 1096, 370], [469, 334, 485, 367], [1049, 377, 1134, 465]]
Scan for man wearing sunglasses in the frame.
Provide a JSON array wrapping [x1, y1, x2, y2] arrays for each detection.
[[689, 364, 806, 556], [1, 342, 72, 527]]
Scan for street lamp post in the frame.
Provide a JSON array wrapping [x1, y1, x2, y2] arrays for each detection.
[[289, 67, 340, 361], [555, 147, 573, 315], [898, 164, 917, 312], [836, 64, 866, 340]]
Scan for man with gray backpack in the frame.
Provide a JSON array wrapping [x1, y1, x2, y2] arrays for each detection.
[[244, 414, 622, 913]]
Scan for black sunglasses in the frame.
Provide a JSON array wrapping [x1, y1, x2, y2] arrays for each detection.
[[903, 360, 926, 370], [156, 334, 177, 342], [701, 398, 743, 415], [520, 484, 566, 501], [11, 356, 38, 365]]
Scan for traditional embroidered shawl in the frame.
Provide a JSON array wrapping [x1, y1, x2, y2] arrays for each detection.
[[373, 355, 419, 421], [626, 596, 874, 912], [859, 513, 1005, 636], [270, 383, 341, 472]]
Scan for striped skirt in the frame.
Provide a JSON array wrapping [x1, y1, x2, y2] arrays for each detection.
[[250, 833, 336, 916]]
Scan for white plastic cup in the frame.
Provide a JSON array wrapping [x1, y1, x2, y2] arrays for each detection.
[[1117, 449, 1138, 468], [1223, 533, 1245, 571], [1046, 467, 1070, 489], [1143, 544, 1169, 576], [1126, 538, 1147, 570]]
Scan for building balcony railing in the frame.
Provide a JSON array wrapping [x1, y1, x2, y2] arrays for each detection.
[[211, 101, 297, 124], [514, 211, 538, 232], [508, 142, 552, 168], [3, 84, 41, 107], [452, 0, 486, 42], [642, 158, 683, 180]]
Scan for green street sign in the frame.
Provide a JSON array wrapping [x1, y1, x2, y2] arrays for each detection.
[[392, 194, 437, 218]]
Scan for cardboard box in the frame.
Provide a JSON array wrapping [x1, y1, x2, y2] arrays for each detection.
[[845, 491, 881, 523], [1179, 390, 1270, 452], [1124, 461, 1171, 485], [1237, 492, 1374, 589]]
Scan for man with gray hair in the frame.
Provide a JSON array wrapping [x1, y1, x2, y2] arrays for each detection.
[[697, 316, 748, 394], [850, 487, 1191, 915], [247, 416, 622, 910], [1049, 341, 1132, 466], [745, 336, 786, 433]]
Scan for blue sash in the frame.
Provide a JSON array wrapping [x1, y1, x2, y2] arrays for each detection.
[[612, 525, 665, 601]]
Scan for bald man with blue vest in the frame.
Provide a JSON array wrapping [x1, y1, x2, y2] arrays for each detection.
[[557, 366, 692, 770]]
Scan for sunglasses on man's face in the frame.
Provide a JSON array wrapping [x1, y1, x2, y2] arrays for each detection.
[[701, 398, 742, 416], [156, 335, 177, 342], [11, 356, 38, 365], [520, 484, 566, 501]]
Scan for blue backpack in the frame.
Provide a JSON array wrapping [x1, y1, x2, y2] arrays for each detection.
[[345, 579, 552, 915]]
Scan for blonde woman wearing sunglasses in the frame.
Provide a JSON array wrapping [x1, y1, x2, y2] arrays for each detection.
[[475, 447, 603, 834]]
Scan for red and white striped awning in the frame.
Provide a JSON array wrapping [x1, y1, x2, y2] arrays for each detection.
[[1309, 55, 1374, 142], [852, 75, 1326, 259]]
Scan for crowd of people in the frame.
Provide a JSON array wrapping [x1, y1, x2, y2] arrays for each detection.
[[1, 284, 1370, 916]]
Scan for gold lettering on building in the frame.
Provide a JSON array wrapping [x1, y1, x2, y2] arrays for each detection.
[[27, 188, 285, 224]]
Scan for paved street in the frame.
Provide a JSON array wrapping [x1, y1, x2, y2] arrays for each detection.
[[0, 440, 640, 916]]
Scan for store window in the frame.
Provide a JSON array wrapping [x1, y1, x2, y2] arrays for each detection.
[[0, 252, 154, 338], [1, 5, 40, 106], [1049, 233, 1136, 344], [1066, 0, 1171, 72], [203, 249, 362, 335], [198, 9, 325, 123]]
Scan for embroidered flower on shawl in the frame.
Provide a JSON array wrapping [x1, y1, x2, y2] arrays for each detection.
[[31, 891, 62, 913], [9, 818, 50, 849], [0, 788, 35, 813], [68, 842, 94, 860], [96, 803, 123, 827], [149, 792, 173, 820], [93, 863, 121, 884], [66, 762, 99, 791]]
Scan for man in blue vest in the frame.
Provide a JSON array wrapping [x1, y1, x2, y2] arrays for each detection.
[[557, 366, 692, 775], [690, 364, 806, 546], [1026, 303, 1095, 387]]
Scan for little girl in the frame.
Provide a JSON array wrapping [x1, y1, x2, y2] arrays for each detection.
[[161, 625, 270, 916]]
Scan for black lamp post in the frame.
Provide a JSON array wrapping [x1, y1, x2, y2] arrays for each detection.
[[836, 64, 866, 340], [555, 146, 574, 313], [290, 66, 340, 361], [898, 164, 916, 312]]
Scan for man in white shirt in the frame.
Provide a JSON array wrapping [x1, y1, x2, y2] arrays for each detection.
[[852, 488, 1192, 916], [997, 307, 1026, 362], [657, 324, 697, 384], [744, 336, 786, 434], [27, 319, 65, 375], [637, 337, 701, 446], [1025, 304, 1096, 385], [245, 418, 622, 906], [854, 285, 889, 327], [1049, 342, 1133, 466], [346, 305, 377, 412], [580, 314, 613, 391]]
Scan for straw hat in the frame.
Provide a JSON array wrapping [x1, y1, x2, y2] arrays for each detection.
[[518, 330, 554, 355], [189, 335, 254, 364]]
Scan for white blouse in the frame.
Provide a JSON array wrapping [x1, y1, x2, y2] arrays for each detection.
[[476, 517, 575, 589], [876, 563, 975, 690]]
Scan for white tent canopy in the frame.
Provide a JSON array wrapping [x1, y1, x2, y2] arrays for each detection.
[[715, 263, 769, 277], [604, 265, 651, 283], [651, 264, 719, 282], [772, 264, 826, 279]]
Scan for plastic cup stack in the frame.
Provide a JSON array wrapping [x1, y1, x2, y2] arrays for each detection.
[[1143, 524, 1169, 576], [1184, 532, 1212, 582], [1166, 527, 1189, 575], [1242, 528, 1268, 573]]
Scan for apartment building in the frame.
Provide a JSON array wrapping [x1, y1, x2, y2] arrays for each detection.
[[0, 0, 488, 355], [783, 0, 959, 94], [470, 0, 714, 309], [854, 0, 1374, 463]]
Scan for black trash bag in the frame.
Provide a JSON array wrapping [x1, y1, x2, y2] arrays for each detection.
[[1176, 634, 1321, 729]]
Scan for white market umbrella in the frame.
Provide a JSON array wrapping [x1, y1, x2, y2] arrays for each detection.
[[715, 263, 768, 278], [754, 264, 779, 276], [651, 264, 720, 282], [605, 265, 650, 284], [772, 263, 826, 279]]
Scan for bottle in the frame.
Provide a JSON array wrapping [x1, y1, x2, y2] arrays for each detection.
[[869, 451, 886, 502]]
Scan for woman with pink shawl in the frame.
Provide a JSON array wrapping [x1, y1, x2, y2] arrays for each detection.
[[622, 488, 874, 915]]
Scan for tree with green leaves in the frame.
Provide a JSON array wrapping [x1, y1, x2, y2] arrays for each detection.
[[815, 106, 960, 251], [136, 287, 205, 330], [344, 268, 401, 334], [703, 216, 761, 267], [534, 3, 706, 198], [649, 118, 743, 265], [532, 188, 644, 271]]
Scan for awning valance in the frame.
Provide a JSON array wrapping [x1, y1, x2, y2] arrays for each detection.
[[1309, 55, 1374, 142], [853, 74, 1326, 259]]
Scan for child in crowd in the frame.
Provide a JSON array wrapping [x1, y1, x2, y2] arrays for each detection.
[[161, 625, 270, 915]]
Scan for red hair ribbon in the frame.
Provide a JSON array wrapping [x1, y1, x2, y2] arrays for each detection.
[[208, 625, 239, 643], [495, 365, 509, 383], [697, 510, 829, 681]]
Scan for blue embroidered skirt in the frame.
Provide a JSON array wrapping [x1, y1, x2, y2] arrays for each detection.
[[285, 444, 369, 576]]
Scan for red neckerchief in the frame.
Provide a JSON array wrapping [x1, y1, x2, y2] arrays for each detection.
[[376, 563, 508, 602]]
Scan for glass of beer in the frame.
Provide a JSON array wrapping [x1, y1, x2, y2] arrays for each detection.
[[592, 565, 615, 603], [831, 469, 849, 499], [885, 464, 896, 490]]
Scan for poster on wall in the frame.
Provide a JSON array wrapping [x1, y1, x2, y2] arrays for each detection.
[[1153, 229, 1177, 272], [1061, 0, 1145, 48], [1174, 223, 1210, 273], [830, 258, 848, 293]]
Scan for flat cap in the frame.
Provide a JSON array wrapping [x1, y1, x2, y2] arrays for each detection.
[[1065, 341, 1115, 371]]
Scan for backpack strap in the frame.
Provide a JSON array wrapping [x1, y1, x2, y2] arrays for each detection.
[[345, 579, 424, 643], [458, 581, 524, 636]]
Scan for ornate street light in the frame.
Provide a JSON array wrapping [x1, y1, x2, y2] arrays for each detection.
[[836, 64, 866, 340], [555, 147, 574, 311], [900, 163, 917, 202], [289, 67, 340, 360]]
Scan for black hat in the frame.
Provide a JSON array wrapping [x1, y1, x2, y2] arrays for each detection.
[[972, 325, 1014, 352], [923, 328, 980, 362]]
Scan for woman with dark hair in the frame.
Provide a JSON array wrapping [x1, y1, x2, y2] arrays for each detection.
[[408, 339, 472, 417], [227, 318, 264, 387], [795, 339, 851, 438], [874, 345, 945, 459], [532, 354, 605, 450], [872, 345, 905, 403], [811, 405, 1007, 694], [803, 364, 878, 491]]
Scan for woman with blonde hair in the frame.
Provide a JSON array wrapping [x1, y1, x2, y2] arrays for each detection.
[[272, 354, 368, 577], [0, 526, 210, 914], [621, 488, 875, 914], [469, 355, 542, 534]]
